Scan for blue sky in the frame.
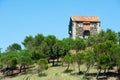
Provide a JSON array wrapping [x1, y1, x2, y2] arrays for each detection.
[[0, 0, 120, 52]]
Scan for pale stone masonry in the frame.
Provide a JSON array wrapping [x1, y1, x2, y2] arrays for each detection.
[[68, 16, 101, 39]]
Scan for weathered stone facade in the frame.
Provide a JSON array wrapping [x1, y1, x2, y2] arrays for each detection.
[[69, 16, 101, 39]]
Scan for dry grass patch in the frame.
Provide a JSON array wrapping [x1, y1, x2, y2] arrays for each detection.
[[2, 63, 119, 80]]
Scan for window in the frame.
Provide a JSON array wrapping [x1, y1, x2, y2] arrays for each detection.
[[83, 30, 90, 36]]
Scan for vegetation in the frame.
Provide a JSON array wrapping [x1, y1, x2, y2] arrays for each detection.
[[0, 29, 120, 80], [37, 58, 48, 75]]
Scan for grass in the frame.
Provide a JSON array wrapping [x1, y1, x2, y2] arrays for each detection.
[[3, 63, 96, 80], [1, 63, 107, 80]]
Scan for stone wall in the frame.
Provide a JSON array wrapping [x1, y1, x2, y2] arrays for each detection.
[[75, 22, 100, 38], [69, 21, 100, 39], [76, 23, 83, 38], [90, 23, 98, 36]]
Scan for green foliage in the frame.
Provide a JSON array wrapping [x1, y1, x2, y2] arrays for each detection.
[[6, 43, 21, 52], [76, 52, 84, 65], [44, 35, 57, 48], [86, 36, 96, 47], [92, 29, 118, 73], [117, 32, 120, 45], [93, 40, 114, 55], [84, 49, 94, 66], [1, 29, 119, 78], [0, 64, 3, 69], [44, 35, 58, 66], [22, 35, 34, 50], [37, 58, 48, 74], [93, 40, 114, 70], [96, 29, 117, 44], [63, 54, 74, 64], [105, 29, 117, 43], [63, 53, 75, 70], [76, 52, 85, 73], [73, 38, 86, 52], [0, 52, 18, 66], [96, 30, 106, 43], [19, 50, 33, 66], [39, 41, 50, 57], [8, 57, 18, 67], [97, 53, 111, 69], [52, 40, 64, 59], [62, 38, 74, 53], [22, 34, 47, 60], [34, 34, 44, 47], [110, 44, 120, 71]]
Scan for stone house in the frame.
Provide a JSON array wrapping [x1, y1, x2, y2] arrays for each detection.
[[68, 16, 101, 39]]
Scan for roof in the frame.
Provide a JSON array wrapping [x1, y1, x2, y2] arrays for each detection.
[[70, 16, 100, 22]]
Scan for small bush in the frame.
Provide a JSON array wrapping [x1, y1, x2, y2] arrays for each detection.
[[37, 58, 48, 74], [0, 64, 3, 69]]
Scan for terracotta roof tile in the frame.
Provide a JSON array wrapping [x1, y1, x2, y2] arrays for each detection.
[[71, 16, 100, 22]]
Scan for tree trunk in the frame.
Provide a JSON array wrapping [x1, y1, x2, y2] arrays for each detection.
[[57, 57, 59, 63], [104, 68, 108, 79], [78, 63, 81, 74], [96, 69, 101, 79], [66, 64, 70, 71], [23, 65, 26, 73], [19, 65, 22, 73], [52, 59, 55, 66], [104, 69, 106, 74], [117, 66, 120, 74], [83, 65, 90, 79], [11, 69, 13, 75]]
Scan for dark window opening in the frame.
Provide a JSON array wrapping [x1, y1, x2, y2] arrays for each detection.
[[83, 30, 90, 37]]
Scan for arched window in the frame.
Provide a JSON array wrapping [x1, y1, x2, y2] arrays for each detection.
[[83, 30, 90, 38]]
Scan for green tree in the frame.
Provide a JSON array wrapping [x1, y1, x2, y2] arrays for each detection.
[[63, 53, 74, 71], [44, 35, 57, 66], [94, 40, 114, 79], [111, 44, 120, 73], [53, 40, 64, 63], [117, 32, 120, 45], [22, 35, 34, 50], [97, 53, 111, 71], [93, 40, 114, 79], [39, 41, 50, 58], [76, 52, 84, 74], [86, 36, 96, 47], [73, 38, 86, 53], [96, 53, 111, 79], [8, 57, 18, 74], [22, 34, 45, 61], [32, 34, 45, 60], [19, 50, 33, 73], [96, 30, 105, 43], [62, 38, 74, 55], [0, 52, 18, 75], [105, 29, 117, 43], [34, 34, 44, 47], [96, 29, 117, 44], [6, 43, 21, 52], [83, 49, 94, 78]]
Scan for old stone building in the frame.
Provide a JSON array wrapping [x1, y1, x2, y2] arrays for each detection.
[[68, 16, 101, 39]]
